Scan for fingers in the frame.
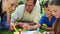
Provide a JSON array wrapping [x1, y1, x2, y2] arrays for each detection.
[[15, 22, 24, 26], [9, 24, 14, 31], [22, 23, 29, 30], [9, 23, 15, 31]]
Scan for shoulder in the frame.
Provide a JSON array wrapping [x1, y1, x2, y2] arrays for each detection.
[[42, 14, 46, 18], [16, 4, 25, 10], [33, 4, 41, 12], [14, 4, 25, 13], [40, 14, 47, 20]]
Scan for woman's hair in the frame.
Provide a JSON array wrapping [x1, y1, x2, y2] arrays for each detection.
[[49, 0, 60, 6], [54, 18, 60, 34], [33, 0, 37, 5]]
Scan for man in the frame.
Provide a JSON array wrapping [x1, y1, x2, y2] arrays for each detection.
[[11, 0, 40, 30]]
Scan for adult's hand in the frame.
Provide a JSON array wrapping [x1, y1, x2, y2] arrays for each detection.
[[15, 22, 24, 27], [22, 23, 31, 30]]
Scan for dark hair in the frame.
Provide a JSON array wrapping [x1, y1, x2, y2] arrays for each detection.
[[54, 18, 60, 34], [49, 0, 60, 6], [43, 1, 49, 8], [26, 0, 37, 5], [33, 0, 37, 5]]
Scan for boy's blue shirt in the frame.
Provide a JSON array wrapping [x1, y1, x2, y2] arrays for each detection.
[[39, 14, 56, 27]]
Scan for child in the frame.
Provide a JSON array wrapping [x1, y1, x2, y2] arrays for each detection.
[[2, 0, 18, 29], [48, 0, 60, 34], [38, 1, 56, 31]]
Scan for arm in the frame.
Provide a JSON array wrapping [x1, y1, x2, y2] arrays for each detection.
[[33, 3, 41, 23], [6, 11, 10, 24], [15, 22, 36, 27], [11, 10, 18, 23], [27, 6, 41, 29], [41, 25, 52, 31], [28, 23, 41, 30], [41, 23, 55, 31]]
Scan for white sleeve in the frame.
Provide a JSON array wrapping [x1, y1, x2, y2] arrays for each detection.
[[11, 5, 24, 23], [33, 10, 40, 23], [33, 3, 41, 23]]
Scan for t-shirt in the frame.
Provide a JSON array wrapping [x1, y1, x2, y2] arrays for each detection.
[[39, 14, 56, 27]]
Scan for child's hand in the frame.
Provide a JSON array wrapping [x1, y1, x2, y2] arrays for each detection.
[[9, 23, 15, 31]]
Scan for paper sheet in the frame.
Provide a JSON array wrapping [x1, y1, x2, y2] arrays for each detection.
[[14, 30, 38, 34]]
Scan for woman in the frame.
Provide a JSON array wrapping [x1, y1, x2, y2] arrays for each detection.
[[2, 0, 18, 29]]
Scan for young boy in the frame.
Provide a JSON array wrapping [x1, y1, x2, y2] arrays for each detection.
[[38, 1, 56, 31], [48, 0, 60, 34], [2, 0, 18, 29], [25, 1, 56, 31]]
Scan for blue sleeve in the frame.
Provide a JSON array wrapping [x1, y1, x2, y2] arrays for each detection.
[[1, 14, 9, 29], [4, 22, 9, 29], [2, 20, 9, 29], [39, 15, 45, 25]]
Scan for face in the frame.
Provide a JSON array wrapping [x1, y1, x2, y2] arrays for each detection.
[[2, 0, 18, 12], [48, 5, 60, 18], [44, 7, 52, 17], [25, 0, 34, 13]]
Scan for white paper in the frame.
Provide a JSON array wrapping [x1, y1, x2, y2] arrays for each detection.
[[22, 30, 37, 34], [14, 30, 38, 34]]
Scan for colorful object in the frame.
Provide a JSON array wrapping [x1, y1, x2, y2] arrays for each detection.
[[14, 32, 19, 34], [11, 23, 17, 32], [19, 29, 21, 34]]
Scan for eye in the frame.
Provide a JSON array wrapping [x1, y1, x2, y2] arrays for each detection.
[[11, 4, 14, 6], [54, 10, 57, 12], [47, 9, 50, 11]]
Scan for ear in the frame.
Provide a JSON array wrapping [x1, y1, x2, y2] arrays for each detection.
[[44, 7, 46, 10]]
